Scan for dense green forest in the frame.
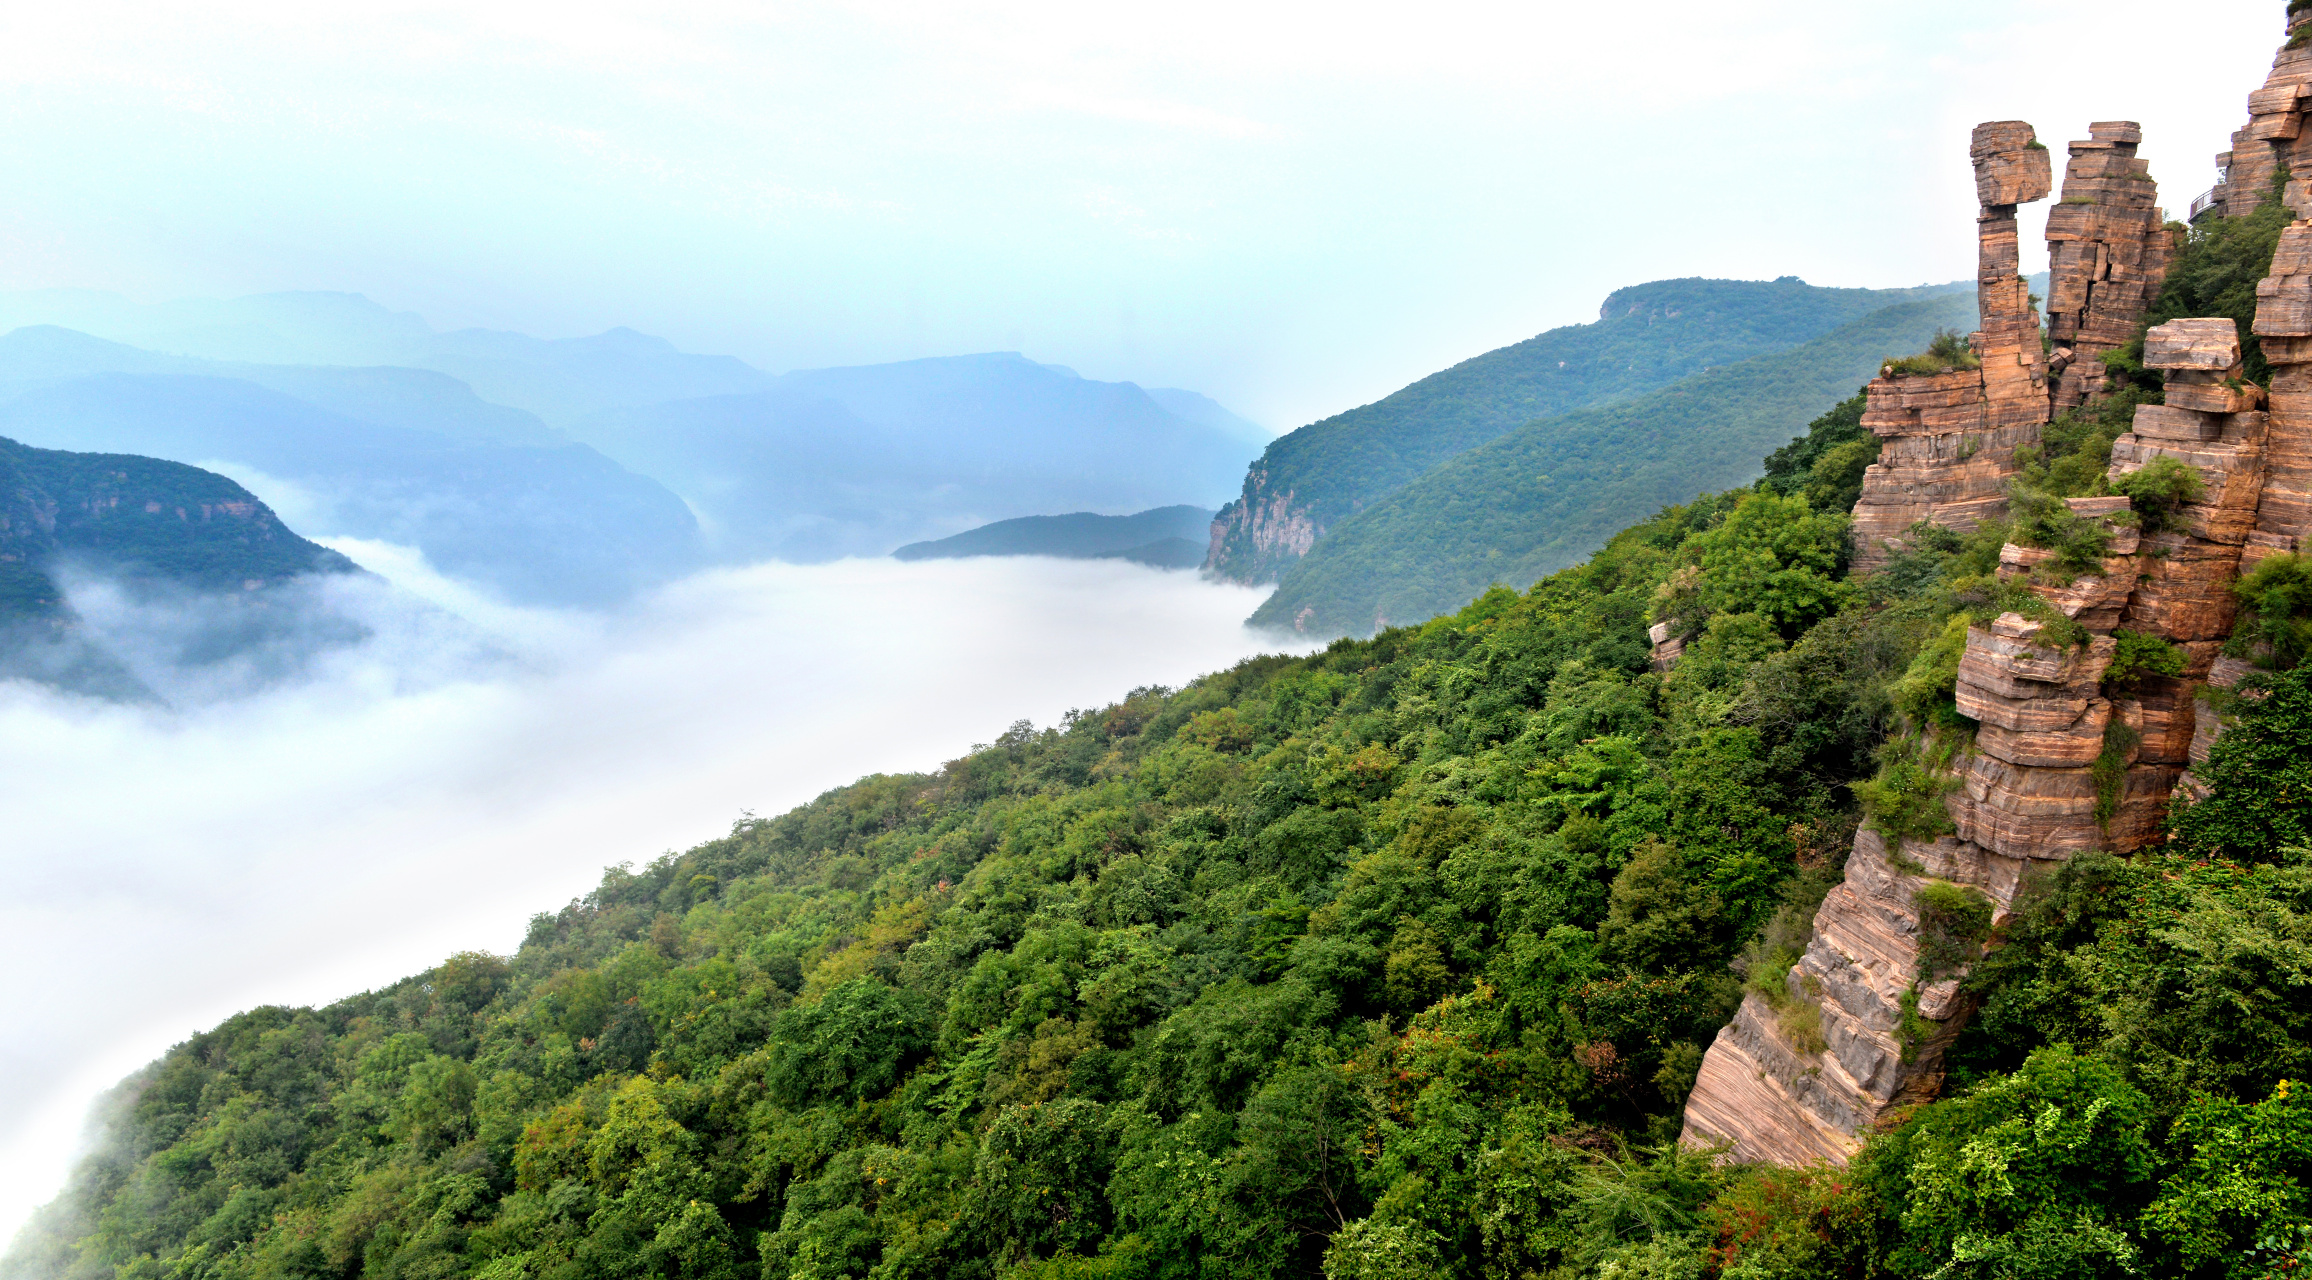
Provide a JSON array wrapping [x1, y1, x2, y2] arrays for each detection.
[[1208, 277, 1968, 583], [1248, 291, 1975, 637], [0, 435, 355, 622], [20, 206, 2312, 1280]]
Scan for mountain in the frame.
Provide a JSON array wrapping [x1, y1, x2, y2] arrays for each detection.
[[0, 291, 774, 430], [1142, 387, 1270, 446], [1207, 275, 1972, 584], [0, 367, 704, 606], [0, 326, 565, 446], [1248, 289, 1978, 635], [29, 14, 2312, 1279], [0, 436, 359, 696], [892, 505, 1216, 566], [573, 354, 1260, 561]]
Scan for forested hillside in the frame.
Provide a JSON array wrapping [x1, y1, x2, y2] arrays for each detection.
[[893, 507, 1216, 567], [1249, 291, 1975, 636], [0, 436, 355, 622], [23, 191, 2312, 1278], [1205, 276, 1967, 584]]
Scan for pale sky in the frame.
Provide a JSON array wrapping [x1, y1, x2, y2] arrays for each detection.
[[0, 0, 2282, 431]]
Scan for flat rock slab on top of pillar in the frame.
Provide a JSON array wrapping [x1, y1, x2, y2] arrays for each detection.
[[1972, 121, 2054, 206]]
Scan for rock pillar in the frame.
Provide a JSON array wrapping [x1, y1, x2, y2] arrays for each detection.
[[2047, 123, 2173, 409], [2212, 10, 2312, 220], [1850, 123, 2052, 576]]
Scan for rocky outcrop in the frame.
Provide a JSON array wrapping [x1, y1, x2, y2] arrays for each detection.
[[1848, 124, 2053, 576], [2209, 9, 2312, 220], [2047, 123, 2172, 409], [1203, 466, 1321, 587], [1686, 68, 2312, 1158]]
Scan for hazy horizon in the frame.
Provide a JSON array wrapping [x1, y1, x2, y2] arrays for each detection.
[[0, 1, 2278, 433]]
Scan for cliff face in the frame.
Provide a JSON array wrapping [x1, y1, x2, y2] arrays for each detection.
[[1682, 45, 2312, 1160], [1205, 465, 1322, 585], [2209, 8, 2312, 221]]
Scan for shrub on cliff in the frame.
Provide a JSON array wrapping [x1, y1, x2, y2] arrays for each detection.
[[2169, 660, 2312, 862]]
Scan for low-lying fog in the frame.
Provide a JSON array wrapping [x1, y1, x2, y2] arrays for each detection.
[[0, 548, 1305, 1241]]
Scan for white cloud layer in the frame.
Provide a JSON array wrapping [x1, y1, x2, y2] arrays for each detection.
[[0, 547, 1308, 1246]]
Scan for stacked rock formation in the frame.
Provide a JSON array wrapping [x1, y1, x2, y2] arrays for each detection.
[[1684, 7, 2312, 1174], [2251, 179, 2312, 567], [2047, 123, 2172, 409], [1849, 123, 2053, 576], [2210, 9, 2312, 219]]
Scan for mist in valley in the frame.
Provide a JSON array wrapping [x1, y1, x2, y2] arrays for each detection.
[[0, 545, 1302, 1241]]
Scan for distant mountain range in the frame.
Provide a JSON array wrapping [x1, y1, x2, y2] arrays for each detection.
[[0, 291, 1271, 601], [1249, 291, 1978, 634], [576, 356, 1257, 561], [894, 505, 1215, 568]]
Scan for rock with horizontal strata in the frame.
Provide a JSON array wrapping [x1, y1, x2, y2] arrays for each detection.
[[2048, 124, 2172, 408]]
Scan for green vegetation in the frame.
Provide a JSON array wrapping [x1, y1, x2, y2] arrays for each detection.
[[1251, 290, 1976, 637], [33, 151, 2312, 1280], [1210, 277, 1968, 584], [2232, 552, 2312, 670], [1881, 328, 1979, 377], [2111, 457, 2206, 536], [0, 435, 355, 622], [2105, 629, 2188, 691]]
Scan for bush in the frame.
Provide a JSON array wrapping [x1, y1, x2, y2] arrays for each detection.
[[2169, 662, 2312, 862], [2111, 456, 2206, 536], [1884, 329, 1979, 376], [2005, 479, 2113, 576], [2234, 552, 2312, 670], [1852, 745, 1959, 847], [1913, 881, 1991, 984], [2104, 628, 2187, 691], [1890, 614, 1972, 729]]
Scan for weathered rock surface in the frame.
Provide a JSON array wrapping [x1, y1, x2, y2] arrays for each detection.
[[1850, 124, 2056, 574], [2048, 123, 2173, 409], [2210, 10, 2312, 219], [1688, 76, 2312, 1161]]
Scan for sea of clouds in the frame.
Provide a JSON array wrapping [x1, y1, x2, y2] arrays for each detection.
[[0, 543, 1305, 1244]]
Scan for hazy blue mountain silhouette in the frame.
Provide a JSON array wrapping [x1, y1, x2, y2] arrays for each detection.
[[575, 354, 1261, 561], [0, 370, 702, 605], [0, 295, 1269, 575], [893, 505, 1216, 563], [0, 291, 771, 429]]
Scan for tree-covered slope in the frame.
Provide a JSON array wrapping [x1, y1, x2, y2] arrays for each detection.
[[1206, 276, 1968, 583], [1249, 290, 1976, 636], [22, 316, 2312, 1275], [892, 507, 1216, 563], [0, 435, 356, 619]]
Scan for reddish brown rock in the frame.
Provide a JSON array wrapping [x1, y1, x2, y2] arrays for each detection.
[[2209, 11, 2312, 219], [1851, 125, 2054, 574], [2048, 125, 2172, 408]]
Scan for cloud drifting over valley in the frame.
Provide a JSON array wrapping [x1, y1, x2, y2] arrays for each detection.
[[0, 548, 1304, 1243]]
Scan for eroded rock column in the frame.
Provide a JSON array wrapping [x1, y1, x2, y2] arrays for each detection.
[[2048, 123, 2172, 409], [1849, 123, 2053, 575]]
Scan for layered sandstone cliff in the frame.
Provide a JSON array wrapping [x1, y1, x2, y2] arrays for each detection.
[[1683, 74, 2299, 1160], [1848, 124, 2054, 577], [2210, 8, 2312, 220], [2047, 123, 2171, 409]]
